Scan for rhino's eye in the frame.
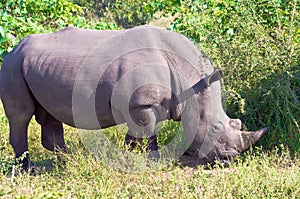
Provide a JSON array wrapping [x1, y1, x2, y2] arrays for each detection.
[[211, 123, 224, 133]]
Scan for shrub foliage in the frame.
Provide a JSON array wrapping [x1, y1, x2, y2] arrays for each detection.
[[0, 0, 117, 61]]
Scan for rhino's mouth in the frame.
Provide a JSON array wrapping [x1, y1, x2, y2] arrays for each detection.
[[213, 156, 234, 167], [197, 156, 232, 167], [197, 146, 240, 166], [215, 147, 240, 166]]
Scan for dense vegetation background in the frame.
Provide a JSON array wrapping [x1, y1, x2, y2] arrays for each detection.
[[0, 0, 299, 198]]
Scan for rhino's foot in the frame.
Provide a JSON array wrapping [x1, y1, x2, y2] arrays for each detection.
[[124, 133, 143, 151], [147, 150, 160, 161], [27, 164, 43, 175], [13, 160, 42, 175], [15, 154, 32, 171]]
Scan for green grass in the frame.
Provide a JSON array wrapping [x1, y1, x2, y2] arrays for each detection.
[[1, 103, 300, 198]]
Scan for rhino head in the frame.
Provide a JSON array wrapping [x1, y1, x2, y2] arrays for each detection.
[[179, 68, 267, 165]]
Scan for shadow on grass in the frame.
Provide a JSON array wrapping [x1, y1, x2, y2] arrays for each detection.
[[0, 158, 61, 176], [33, 159, 56, 172]]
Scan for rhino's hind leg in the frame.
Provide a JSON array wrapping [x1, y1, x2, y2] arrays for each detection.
[[37, 111, 66, 153], [8, 111, 34, 170], [34, 107, 66, 167], [1, 77, 35, 170]]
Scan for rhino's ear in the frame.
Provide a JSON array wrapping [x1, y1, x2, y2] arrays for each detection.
[[204, 68, 223, 87]]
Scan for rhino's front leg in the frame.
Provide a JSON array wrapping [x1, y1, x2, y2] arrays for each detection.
[[125, 133, 160, 160], [125, 106, 160, 160], [146, 135, 160, 160], [41, 114, 66, 154], [124, 132, 142, 151]]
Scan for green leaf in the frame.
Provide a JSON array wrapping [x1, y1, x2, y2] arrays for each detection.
[[227, 28, 234, 36], [57, 19, 65, 27], [0, 26, 5, 37]]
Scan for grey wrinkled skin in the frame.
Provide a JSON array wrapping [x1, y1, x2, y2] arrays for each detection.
[[0, 26, 267, 170]]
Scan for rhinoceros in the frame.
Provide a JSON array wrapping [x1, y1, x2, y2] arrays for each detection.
[[0, 26, 267, 170]]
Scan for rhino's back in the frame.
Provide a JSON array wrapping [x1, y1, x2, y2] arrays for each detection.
[[12, 26, 205, 129]]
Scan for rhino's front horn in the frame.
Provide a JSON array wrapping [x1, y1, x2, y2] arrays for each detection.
[[241, 128, 268, 151]]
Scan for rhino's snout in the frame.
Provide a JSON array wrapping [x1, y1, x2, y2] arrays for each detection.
[[197, 126, 267, 165]]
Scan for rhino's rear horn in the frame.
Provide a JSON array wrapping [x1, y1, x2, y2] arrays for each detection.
[[177, 68, 223, 103], [204, 68, 223, 87], [192, 68, 223, 93]]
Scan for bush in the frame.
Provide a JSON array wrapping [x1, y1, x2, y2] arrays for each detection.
[[71, 0, 181, 28], [0, 0, 118, 62]]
